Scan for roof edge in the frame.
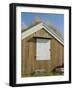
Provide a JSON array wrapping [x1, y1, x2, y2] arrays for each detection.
[[21, 22, 64, 45]]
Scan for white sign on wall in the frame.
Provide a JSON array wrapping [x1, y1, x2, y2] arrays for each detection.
[[36, 39, 51, 60]]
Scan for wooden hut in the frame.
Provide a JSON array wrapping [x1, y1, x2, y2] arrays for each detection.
[[21, 21, 64, 77]]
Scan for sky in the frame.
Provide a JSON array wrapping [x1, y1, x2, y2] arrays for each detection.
[[21, 12, 64, 35]]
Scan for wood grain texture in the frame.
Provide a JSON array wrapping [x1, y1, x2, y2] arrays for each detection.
[[21, 29, 64, 77]]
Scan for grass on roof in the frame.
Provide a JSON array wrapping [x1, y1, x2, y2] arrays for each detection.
[[22, 22, 41, 33]]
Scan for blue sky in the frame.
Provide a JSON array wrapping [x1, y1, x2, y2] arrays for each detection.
[[21, 12, 64, 34]]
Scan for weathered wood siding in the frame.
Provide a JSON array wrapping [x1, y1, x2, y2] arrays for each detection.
[[21, 29, 64, 77]]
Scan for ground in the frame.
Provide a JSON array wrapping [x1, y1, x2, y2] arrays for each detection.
[[23, 70, 64, 77]]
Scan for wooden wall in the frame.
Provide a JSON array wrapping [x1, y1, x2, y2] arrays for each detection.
[[21, 29, 64, 77]]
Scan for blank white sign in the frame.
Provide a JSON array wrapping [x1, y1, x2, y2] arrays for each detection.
[[36, 39, 51, 60]]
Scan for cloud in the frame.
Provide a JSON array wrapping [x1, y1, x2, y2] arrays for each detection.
[[21, 21, 27, 30]]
